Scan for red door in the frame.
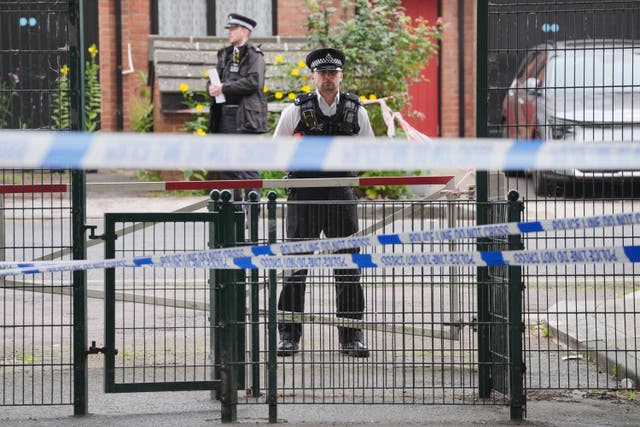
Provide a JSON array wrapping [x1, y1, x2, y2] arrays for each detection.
[[402, 0, 439, 137]]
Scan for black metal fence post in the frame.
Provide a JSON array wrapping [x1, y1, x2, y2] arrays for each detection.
[[206, 189, 250, 422], [216, 190, 240, 422], [475, 0, 491, 399], [507, 190, 525, 419], [248, 191, 261, 397], [69, 0, 88, 416], [208, 190, 222, 401], [266, 191, 278, 423]]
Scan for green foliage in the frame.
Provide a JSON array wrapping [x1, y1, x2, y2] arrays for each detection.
[[51, 43, 102, 131], [135, 170, 162, 182], [306, 0, 442, 135], [130, 71, 154, 132], [84, 44, 101, 132], [178, 79, 210, 182], [0, 72, 19, 129], [264, 55, 313, 103], [180, 81, 209, 135], [51, 65, 71, 130], [260, 170, 287, 198]]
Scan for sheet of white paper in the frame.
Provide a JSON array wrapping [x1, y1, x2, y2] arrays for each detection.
[[208, 68, 226, 104]]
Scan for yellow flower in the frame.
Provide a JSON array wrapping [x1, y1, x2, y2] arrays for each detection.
[[359, 95, 367, 101], [275, 55, 284, 63], [291, 68, 300, 77], [297, 61, 306, 68], [196, 128, 206, 136], [60, 65, 69, 77], [369, 94, 377, 100], [88, 44, 98, 58], [195, 104, 203, 111], [275, 92, 283, 99], [263, 86, 269, 93], [180, 83, 189, 92], [287, 92, 296, 100], [301, 85, 311, 93], [301, 76, 308, 81], [204, 70, 209, 78]]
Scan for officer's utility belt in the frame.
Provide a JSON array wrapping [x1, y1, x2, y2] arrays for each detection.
[[222, 104, 239, 110]]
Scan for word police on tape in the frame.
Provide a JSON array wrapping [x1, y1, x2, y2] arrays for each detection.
[[1, 212, 639, 276]]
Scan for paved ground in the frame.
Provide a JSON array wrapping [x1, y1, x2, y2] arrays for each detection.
[[1, 382, 640, 426]]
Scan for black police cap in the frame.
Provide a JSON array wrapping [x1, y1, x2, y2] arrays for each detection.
[[225, 13, 257, 31], [306, 48, 345, 72]]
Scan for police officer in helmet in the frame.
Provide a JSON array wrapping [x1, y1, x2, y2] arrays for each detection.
[[273, 48, 375, 358], [208, 13, 267, 203]]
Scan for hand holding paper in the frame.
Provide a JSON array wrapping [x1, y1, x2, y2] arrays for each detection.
[[208, 68, 226, 104]]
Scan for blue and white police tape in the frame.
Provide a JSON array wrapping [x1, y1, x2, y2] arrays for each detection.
[[1, 211, 639, 276], [0, 245, 637, 277], [2, 131, 640, 171]]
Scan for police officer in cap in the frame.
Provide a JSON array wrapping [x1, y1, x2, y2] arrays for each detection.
[[208, 13, 268, 203], [273, 48, 375, 358]]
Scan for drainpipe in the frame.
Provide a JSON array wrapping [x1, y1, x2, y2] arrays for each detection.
[[458, 0, 465, 137], [115, 0, 124, 130]]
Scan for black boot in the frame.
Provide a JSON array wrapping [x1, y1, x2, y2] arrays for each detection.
[[338, 327, 369, 358]]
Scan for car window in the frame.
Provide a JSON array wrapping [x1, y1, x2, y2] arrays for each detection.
[[546, 47, 640, 91]]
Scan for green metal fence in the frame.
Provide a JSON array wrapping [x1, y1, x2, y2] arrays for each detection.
[[479, 0, 640, 395], [95, 188, 523, 422], [0, 0, 88, 414], [0, 170, 76, 407], [212, 190, 523, 421]]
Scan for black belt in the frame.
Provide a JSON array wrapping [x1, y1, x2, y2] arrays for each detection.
[[222, 104, 239, 109]]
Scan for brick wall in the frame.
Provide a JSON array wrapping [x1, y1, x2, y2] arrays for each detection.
[[440, 0, 476, 137], [277, 0, 352, 36], [98, 1, 116, 131], [98, 0, 151, 131]]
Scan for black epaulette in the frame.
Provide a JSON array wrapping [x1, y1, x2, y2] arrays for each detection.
[[250, 44, 263, 54], [342, 92, 363, 105], [294, 92, 315, 106]]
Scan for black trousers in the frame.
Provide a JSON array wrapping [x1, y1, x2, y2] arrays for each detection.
[[277, 187, 364, 343], [217, 107, 260, 202]]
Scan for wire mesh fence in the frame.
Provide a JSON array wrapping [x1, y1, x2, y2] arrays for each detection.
[[99, 194, 515, 408], [0, 169, 74, 405], [0, 1, 73, 130], [265, 197, 486, 405], [484, 0, 640, 392]]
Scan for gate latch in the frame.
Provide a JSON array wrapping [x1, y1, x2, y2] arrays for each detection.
[[85, 340, 118, 356], [85, 224, 103, 240]]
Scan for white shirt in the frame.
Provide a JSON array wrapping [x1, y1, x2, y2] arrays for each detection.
[[273, 90, 375, 137]]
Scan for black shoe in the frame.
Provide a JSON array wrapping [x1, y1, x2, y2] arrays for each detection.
[[340, 340, 370, 358], [277, 339, 300, 357]]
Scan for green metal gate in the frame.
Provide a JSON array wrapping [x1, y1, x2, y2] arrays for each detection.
[[103, 211, 219, 393]]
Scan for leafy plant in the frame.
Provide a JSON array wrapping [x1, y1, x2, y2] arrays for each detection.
[[51, 64, 71, 130], [260, 170, 287, 198], [178, 78, 217, 183], [130, 70, 154, 132], [0, 71, 19, 129], [51, 44, 102, 131], [180, 80, 209, 136], [264, 54, 313, 104], [84, 44, 101, 132], [306, 0, 442, 134]]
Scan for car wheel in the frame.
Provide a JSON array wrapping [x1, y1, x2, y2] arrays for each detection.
[[533, 171, 565, 197]]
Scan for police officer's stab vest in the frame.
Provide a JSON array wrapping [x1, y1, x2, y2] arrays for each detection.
[[293, 92, 361, 136], [289, 92, 361, 179]]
